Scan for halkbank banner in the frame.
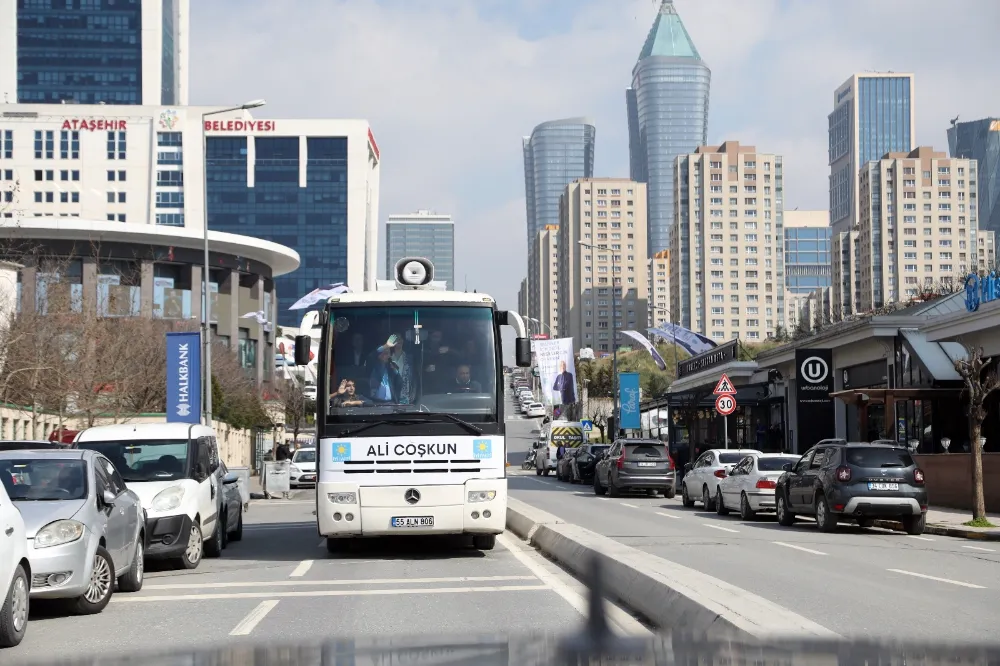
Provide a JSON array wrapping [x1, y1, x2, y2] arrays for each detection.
[[166, 331, 201, 424]]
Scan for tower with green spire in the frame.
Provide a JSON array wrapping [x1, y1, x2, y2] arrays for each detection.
[[626, 0, 710, 255]]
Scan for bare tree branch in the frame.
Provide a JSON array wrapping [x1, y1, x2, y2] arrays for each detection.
[[953, 344, 998, 522]]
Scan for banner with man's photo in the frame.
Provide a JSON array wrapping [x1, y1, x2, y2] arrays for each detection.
[[534, 337, 579, 406]]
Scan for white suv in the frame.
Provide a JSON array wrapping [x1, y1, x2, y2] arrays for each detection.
[[0, 479, 29, 647]]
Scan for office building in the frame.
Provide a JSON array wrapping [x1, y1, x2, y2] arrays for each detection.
[[522, 117, 595, 251], [671, 141, 785, 342], [0, 0, 189, 105], [626, 0, 710, 255], [976, 229, 996, 272], [0, 103, 380, 328], [647, 250, 669, 328], [857, 147, 975, 308], [783, 210, 831, 331], [527, 224, 559, 336], [557, 178, 648, 356], [385, 210, 454, 289], [517, 277, 527, 321], [828, 73, 915, 317], [948, 117, 999, 237]]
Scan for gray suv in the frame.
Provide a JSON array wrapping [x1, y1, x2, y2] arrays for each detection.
[[593, 439, 675, 498]]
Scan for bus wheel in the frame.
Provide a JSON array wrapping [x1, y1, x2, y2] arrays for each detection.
[[472, 534, 496, 551]]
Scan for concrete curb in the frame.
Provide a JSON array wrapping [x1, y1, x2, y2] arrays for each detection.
[[873, 519, 1000, 541], [506, 497, 840, 640]]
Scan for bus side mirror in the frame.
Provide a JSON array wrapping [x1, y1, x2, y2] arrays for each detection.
[[294, 336, 311, 366], [515, 338, 531, 367]]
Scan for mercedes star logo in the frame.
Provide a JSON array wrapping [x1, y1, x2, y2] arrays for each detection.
[[404, 488, 421, 504]]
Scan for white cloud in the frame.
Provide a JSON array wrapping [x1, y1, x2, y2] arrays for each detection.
[[190, 0, 1000, 310]]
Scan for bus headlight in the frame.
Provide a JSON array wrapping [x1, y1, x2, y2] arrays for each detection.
[[468, 490, 496, 503], [328, 492, 357, 504]]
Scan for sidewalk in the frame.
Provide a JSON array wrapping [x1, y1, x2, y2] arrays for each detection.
[[874, 506, 1000, 541]]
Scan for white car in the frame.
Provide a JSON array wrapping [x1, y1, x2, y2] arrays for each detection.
[[0, 478, 28, 647], [303, 385, 317, 401], [680, 448, 763, 510], [525, 403, 546, 418], [715, 453, 801, 519], [289, 448, 316, 487], [75, 423, 231, 571]]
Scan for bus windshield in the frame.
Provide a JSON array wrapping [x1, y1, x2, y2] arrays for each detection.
[[327, 304, 498, 422]]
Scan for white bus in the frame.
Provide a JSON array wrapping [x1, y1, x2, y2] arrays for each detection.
[[292, 257, 531, 552]]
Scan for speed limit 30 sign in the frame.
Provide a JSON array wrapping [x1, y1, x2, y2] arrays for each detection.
[[715, 394, 736, 416]]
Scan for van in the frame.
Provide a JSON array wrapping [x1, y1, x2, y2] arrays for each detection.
[[73, 423, 227, 570]]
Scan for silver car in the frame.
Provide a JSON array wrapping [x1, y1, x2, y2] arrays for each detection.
[[0, 449, 145, 614]]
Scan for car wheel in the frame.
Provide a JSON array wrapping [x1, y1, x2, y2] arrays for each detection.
[[776, 493, 794, 526], [593, 473, 607, 496], [740, 492, 757, 521], [663, 487, 676, 499], [903, 513, 926, 535], [681, 482, 694, 507], [815, 494, 837, 533], [175, 523, 203, 570], [715, 487, 729, 515], [71, 546, 114, 615], [472, 534, 496, 550], [230, 510, 244, 542], [608, 476, 621, 497], [702, 485, 715, 511], [204, 516, 224, 558], [0, 564, 28, 647], [117, 538, 144, 593]]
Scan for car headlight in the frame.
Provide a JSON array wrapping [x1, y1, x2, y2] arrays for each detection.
[[34, 520, 84, 549], [151, 485, 186, 512], [290, 464, 301, 473], [468, 490, 497, 503], [328, 492, 356, 504]]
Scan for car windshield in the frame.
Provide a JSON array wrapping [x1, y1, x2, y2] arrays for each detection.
[[75, 439, 190, 482], [0, 459, 88, 501], [846, 447, 914, 468], [328, 304, 498, 423], [758, 456, 800, 471], [292, 449, 316, 463]]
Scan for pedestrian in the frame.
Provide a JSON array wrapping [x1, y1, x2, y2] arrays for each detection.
[[275, 440, 293, 499]]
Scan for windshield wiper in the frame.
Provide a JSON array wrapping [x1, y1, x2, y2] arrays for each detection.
[[337, 419, 425, 438], [405, 412, 483, 435], [337, 414, 483, 437]]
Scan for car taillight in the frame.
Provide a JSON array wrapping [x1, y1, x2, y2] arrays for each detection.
[[714, 469, 727, 478], [667, 454, 675, 470], [755, 478, 776, 489], [914, 468, 925, 484], [836, 466, 851, 482], [616, 453, 625, 470]]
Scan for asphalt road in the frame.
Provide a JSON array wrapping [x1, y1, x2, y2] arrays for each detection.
[[14, 490, 648, 663], [504, 414, 1000, 642]]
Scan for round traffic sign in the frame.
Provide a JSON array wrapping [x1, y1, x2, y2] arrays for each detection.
[[715, 394, 736, 416]]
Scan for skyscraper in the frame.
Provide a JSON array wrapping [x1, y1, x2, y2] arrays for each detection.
[[521, 117, 595, 250], [385, 210, 455, 290], [627, 0, 710, 256], [828, 73, 915, 317], [0, 0, 189, 106], [948, 117, 999, 236]]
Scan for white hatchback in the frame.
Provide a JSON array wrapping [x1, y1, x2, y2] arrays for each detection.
[[0, 479, 29, 647], [525, 403, 546, 418], [289, 448, 317, 487]]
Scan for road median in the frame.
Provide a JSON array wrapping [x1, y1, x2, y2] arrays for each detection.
[[506, 497, 839, 640]]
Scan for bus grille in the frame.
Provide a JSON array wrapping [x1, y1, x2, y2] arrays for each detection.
[[341, 459, 481, 474]]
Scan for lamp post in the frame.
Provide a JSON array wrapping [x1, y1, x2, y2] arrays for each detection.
[[579, 240, 619, 437], [202, 100, 266, 426]]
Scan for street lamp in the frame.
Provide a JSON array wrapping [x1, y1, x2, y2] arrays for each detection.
[[202, 99, 266, 425], [579, 240, 620, 437]]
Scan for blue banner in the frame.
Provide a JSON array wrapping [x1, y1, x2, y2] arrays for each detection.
[[618, 372, 641, 430], [166, 331, 202, 424]]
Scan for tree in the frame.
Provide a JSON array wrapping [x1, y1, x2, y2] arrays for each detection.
[[274, 376, 314, 442], [953, 344, 999, 524], [585, 399, 612, 442]]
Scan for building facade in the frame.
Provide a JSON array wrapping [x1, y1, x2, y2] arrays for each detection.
[[828, 73, 915, 318], [857, 147, 975, 309], [521, 117, 595, 251], [671, 141, 785, 343], [626, 0, 710, 256], [384, 210, 454, 289], [0, 103, 380, 328], [647, 249, 669, 328], [783, 210, 831, 332], [558, 178, 648, 356], [527, 224, 559, 336], [948, 117, 1000, 238], [0, 0, 189, 105]]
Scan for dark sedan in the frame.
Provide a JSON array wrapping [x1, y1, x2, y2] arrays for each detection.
[[566, 444, 609, 483]]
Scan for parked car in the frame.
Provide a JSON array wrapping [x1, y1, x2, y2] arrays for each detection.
[[218, 462, 244, 543], [525, 403, 546, 418], [0, 440, 71, 452], [715, 453, 801, 519], [0, 449, 145, 615], [593, 439, 676, 498], [774, 441, 928, 534], [566, 444, 610, 483], [680, 448, 763, 510], [289, 447, 317, 488], [0, 477, 29, 647]]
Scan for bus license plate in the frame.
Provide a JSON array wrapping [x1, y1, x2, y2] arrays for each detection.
[[392, 516, 434, 528]]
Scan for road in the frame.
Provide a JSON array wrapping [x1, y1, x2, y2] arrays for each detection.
[[15, 491, 648, 662], [505, 415, 1000, 642]]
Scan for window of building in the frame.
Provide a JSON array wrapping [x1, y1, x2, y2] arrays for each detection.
[[107, 131, 126, 160]]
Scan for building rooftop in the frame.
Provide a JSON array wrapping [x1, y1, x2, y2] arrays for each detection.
[[637, 0, 702, 61]]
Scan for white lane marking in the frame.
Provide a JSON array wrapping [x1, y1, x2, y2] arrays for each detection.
[[906, 535, 934, 542], [655, 511, 681, 519], [886, 569, 986, 589], [144, 575, 535, 590], [113, 585, 550, 603], [773, 541, 827, 556], [229, 600, 279, 636], [702, 523, 739, 533], [620, 503, 639, 508], [289, 560, 314, 578], [963, 545, 996, 553], [596, 497, 610, 501], [496, 533, 650, 636]]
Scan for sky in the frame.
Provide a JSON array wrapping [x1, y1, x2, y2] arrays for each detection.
[[190, 0, 1000, 314]]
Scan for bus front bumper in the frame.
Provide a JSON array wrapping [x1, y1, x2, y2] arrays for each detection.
[[317, 478, 507, 537]]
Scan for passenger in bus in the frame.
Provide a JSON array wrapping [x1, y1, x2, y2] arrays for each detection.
[[369, 341, 403, 403], [330, 379, 373, 408], [387, 333, 415, 404], [451, 364, 482, 393], [421, 329, 455, 392]]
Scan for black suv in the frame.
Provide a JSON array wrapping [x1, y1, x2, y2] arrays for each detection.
[[593, 438, 675, 498], [774, 439, 928, 535]]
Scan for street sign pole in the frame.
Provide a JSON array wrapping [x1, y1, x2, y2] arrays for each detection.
[[713, 374, 737, 450]]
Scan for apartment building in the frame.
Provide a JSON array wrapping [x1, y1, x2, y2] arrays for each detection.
[[527, 224, 560, 336], [783, 210, 831, 332], [976, 229, 996, 272], [671, 141, 785, 343], [558, 178, 648, 356], [857, 147, 977, 308], [647, 250, 670, 328]]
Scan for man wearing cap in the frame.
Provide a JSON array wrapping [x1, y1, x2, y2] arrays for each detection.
[[369, 335, 404, 403]]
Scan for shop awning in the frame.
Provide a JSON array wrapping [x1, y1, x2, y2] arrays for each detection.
[[829, 388, 962, 403], [899, 329, 966, 382]]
